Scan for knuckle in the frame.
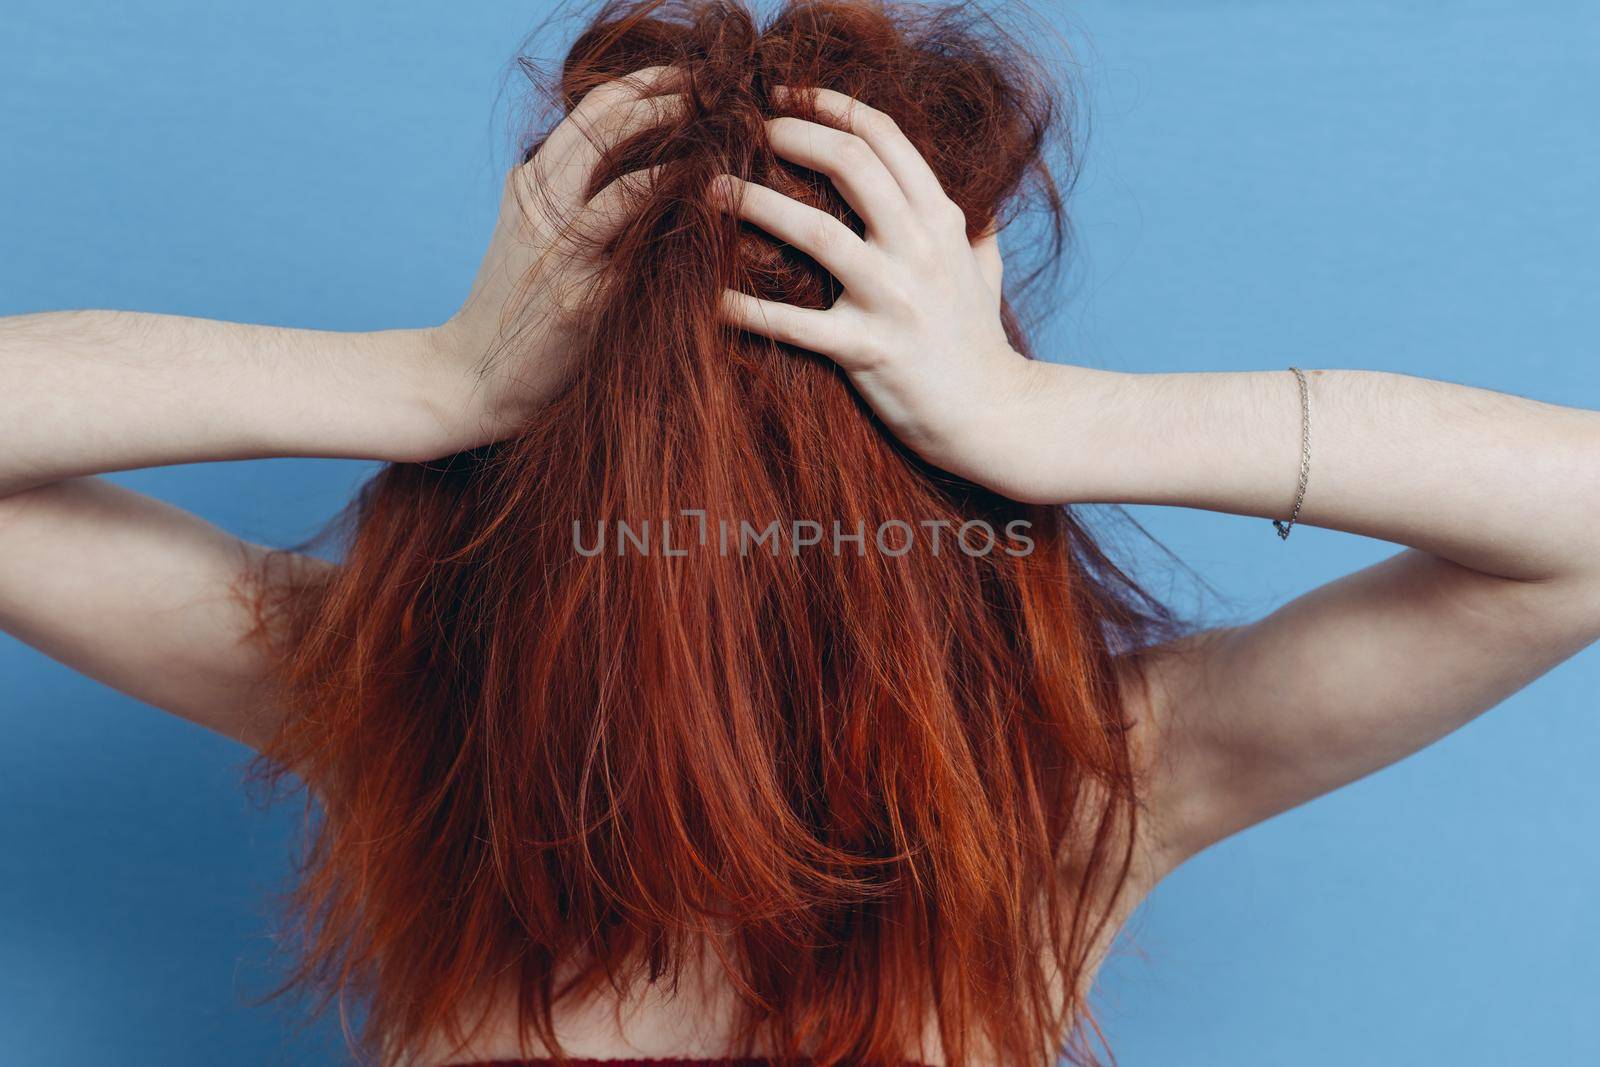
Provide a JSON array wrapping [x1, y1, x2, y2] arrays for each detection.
[[646, 93, 687, 123], [850, 328, 892, 369], [875, 276, 916, 316], [938, 198, 969, 229], [805, 215, 840, 252], [835, 134, 875, 169], [857, 107, 899, 139], [575, 83, 623, 117], [594, 68, 662, 103], [765, 116, 800, 144], [598, 99, 643, 132], [898, 226, 936, 260], [521, 159, 551, 193]]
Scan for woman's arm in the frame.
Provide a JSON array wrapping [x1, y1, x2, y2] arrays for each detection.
[[1031, 366, 1600, 871], [720, 89, 1600, 875], [1, 64, 688, 496], [1, 66, 685, 746], [0, 313, 452, 496], [0, 312, 452, 747], [995, 365, 1600, 584]]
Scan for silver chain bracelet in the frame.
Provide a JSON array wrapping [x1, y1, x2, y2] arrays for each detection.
[[1272, 366, 1312, 540]]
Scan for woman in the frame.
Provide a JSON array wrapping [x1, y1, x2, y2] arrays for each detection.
[[1, 1, 1595, 1065]]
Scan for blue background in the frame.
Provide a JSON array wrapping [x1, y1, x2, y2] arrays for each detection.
[[2, 1, 1596, 1064]]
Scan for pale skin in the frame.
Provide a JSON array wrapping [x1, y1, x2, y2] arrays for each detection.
[[3, 67, 1599, 1062]]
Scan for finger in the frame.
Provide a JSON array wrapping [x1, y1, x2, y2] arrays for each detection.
[[971, 227, 1004, 307], [538, 93, 689, 202], [764, 117, 917, 243], [517, 67, 686, 168], [713, 176, 883, 297], [775, 86, 952, 215], [560, 66, 687, 155], [572, 165, 666, 246], [721, 290, 856, 364], [574, 65, 688, 113]]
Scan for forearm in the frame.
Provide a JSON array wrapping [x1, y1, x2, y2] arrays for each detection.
[[0, 310, 456, 497], [1023, 365, 1600, 584]]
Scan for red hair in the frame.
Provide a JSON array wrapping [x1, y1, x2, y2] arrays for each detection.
[[253, 2, 1175, 1065]]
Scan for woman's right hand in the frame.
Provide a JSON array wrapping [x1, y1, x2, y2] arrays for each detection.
[[422, 66, 687, 455], [713, 87, 1068, 502]]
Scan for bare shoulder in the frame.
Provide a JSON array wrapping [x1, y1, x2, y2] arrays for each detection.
[[1109, 545, 1600, 893]]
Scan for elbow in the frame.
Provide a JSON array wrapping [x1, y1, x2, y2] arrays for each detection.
[[1540, 560, 1600, 651], [1579, 571, 1600, 644], [1573, 482, 1600, 634], [1532, 469, 1600, 634]]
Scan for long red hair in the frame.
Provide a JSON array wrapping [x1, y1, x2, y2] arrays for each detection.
[[252, 2, 1175, 1065]]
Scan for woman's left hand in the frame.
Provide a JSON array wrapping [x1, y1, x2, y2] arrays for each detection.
[[715, 87, 1055, 501], [427, 66, 688, 454]]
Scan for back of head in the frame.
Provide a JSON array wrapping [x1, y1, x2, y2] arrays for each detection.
[[257, 2, 1172, 1064]]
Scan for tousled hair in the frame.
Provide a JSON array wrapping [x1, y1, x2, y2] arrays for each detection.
[[252, 2, 1177, 1065]]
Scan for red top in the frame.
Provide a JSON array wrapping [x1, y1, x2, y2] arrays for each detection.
[[451, 1062, 781, 1066], [451, 1061, 930, 1066]]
